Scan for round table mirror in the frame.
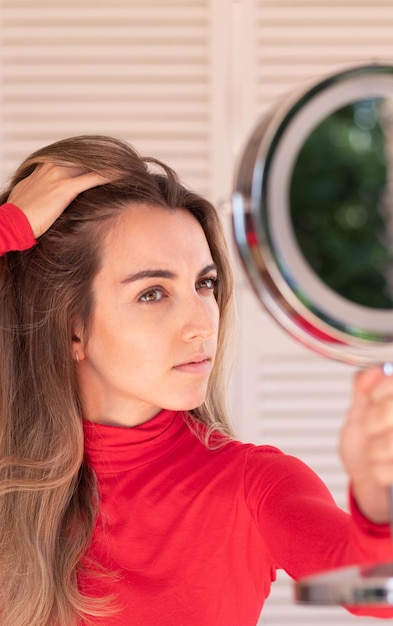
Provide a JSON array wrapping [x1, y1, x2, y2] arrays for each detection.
[[233, 64, 393, 367], [232, 64, 393, 607]]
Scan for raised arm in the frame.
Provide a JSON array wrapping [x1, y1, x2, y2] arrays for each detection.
[[244, 446, 393, 618]]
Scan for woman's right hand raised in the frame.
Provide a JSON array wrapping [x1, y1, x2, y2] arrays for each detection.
[[7, 163, 112, 238]]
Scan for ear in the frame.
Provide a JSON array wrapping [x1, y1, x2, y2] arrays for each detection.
[[71, 324, 86, 363]]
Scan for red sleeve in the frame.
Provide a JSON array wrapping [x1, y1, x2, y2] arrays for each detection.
[[244, 446, 393, 618], [348, 487, 392, 561], [0, 203, 36, 255]]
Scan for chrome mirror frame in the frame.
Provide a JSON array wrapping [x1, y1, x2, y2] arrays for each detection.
[[232, 64, 393, 367]]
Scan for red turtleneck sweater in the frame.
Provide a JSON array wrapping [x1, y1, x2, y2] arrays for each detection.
[[2, 202, 393, 624], [81, 410, 393, 625], [0, 203, 36, 253]]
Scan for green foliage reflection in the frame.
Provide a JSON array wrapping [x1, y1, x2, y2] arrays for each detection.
[[290, 99, 393, 309]]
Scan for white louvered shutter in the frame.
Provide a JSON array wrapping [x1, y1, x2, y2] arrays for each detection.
[[0, 0, 214, 198]]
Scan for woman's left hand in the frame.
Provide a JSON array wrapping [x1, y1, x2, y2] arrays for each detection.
[[340, 367, 393, 524]]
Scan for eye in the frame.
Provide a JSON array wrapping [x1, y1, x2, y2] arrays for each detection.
[[197, 276, 218, 291], [139, 287, 165, 303]]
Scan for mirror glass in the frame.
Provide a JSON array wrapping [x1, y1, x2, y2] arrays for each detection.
[[290, 98, 393, 310], [232, 65, 393, 365]]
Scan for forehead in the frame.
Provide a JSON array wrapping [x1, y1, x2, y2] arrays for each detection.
[[100, 203, 213, 272]]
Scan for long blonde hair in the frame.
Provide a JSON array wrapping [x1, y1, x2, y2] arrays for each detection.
[[0, 135, 235, 626]]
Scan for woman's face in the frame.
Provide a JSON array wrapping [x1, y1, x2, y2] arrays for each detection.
[[74, 204, 220, 427]]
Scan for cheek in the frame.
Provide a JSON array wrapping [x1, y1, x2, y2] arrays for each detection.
[[84, 308, 126, 362], [86, 318, 160, 372], [211, 303, 220, 332]]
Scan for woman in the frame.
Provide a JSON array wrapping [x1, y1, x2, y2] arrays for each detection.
[[0, 135, 392, 626]]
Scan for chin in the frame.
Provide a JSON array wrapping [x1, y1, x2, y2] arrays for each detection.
[[168, 393, 207, 412]]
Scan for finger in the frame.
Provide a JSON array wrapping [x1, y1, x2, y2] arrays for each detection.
[[13, 164, 115, 207], [67, 171, 115, 194], [353, 367, 385, 396], [368, 430, 393, 462], [350, 366, 393, 408], [366, 438, 393, 486], [43, 164, 105, 181], [368, 374, 393, 403], [18, 162, 114, 186], [345, 368, 383, 427], [362, 398, 393, 436]]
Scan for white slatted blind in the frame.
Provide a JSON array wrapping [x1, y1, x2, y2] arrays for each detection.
[[257, 355, 352, 506], [233, 2, 393, 624], [255, 0, 393, 113], [0, 0, 212, 196]]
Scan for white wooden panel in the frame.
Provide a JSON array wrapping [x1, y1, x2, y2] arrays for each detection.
[[0, 0, 212, 197], [254, 0, 393, 115]]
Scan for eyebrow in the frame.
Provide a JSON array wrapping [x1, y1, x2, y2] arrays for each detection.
[[121, 263, 218, 285]]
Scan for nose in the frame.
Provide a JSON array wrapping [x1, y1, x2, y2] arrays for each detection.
[[181, 293, 219, 342]]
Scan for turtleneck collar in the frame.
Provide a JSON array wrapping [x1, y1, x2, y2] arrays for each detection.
[[83, 409, 189, 473]]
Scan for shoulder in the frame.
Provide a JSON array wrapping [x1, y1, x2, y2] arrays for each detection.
[[244, 443, 325, 485], [244, 444, 335, 510], [182, 414, 316, 487]]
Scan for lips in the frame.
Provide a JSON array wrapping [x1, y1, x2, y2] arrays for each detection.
[[173, 355, 212, 374]]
